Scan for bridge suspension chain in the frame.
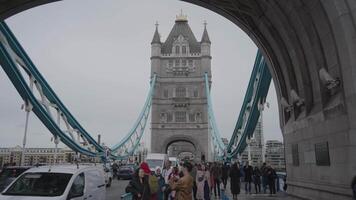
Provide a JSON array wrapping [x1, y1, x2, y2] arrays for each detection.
[[226, 50, 271, 159], [204, 73, 226, 159], [110, 74, 156, 159], [0, 21, 155, 160], [0, 21, 102, 157]]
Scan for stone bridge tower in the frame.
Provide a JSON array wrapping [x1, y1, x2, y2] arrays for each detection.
[[150, 13, 213, 162]]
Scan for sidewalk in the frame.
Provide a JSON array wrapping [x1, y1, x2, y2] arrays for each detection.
[[215, 182, 293, 200]]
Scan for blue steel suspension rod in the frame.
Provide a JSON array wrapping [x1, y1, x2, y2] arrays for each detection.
[[0, 27, 96, 156], [227, 50, 271, 158], [227, 51, 262, 151], [0, 22, 104, 153], [204, 73, 225, 153], [111, 74, 156, 156]]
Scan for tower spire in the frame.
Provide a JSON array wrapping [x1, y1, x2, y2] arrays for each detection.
[[201, 20, 211, 44], [151, 21, 161, 44]]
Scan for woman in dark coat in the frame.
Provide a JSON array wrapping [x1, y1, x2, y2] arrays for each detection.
[[229, 163, 241, 200], [126, 168, 150, 200]]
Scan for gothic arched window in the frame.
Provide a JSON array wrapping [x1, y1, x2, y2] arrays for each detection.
[[175, 45, 180, 54], [176, 87, 186, 97], [182, 46, 187, 54]]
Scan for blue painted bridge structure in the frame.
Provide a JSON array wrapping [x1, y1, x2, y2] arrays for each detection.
[[0, 21, 270, 161]]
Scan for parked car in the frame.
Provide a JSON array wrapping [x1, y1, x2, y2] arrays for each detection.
[[0, 165, 106, 200], [117, 165, 135, 180], [0, 166, 31, 192]]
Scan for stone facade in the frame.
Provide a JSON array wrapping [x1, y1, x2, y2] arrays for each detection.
[[265, 140, 286, 172], [150, 14, 213, 162]]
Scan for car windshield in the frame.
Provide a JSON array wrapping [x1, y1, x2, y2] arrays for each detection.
[[146, 160, 163, 169], [0, 168, 29, 191], [0, 168, 28, 182], [3, 172, 72, 196]]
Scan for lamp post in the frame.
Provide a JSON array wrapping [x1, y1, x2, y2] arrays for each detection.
[[21, 102, 32, 166]]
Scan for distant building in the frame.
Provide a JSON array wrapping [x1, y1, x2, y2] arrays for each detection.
[[0, 146, 99, 167], [265, 140, 286, 171], [241, 117, 264, 167]]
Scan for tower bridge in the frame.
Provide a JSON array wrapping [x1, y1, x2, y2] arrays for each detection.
[[150, 13, 213, 162], [0, 1, 355, 199]]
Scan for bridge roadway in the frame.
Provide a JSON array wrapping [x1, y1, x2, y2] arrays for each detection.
[[106, 179, 294, 200]]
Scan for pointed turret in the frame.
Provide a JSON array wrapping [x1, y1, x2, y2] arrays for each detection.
[[151, 22, 161, 44], [201, 22, 211, 44], [151, 22, 161, 76]]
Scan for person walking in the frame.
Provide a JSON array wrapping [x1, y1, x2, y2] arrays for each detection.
[[267, 166, 277, 195], [243, 162, 253, 194], [229, 163, 241, 200], [169, 162, 194, 200], [211, 162, 222, 198], [126, 168, 150, 200], [155, 167, 165, 200], [196, 164, 211, 200], [221, 163, 229, 190], [253, 166, 261, 194], [260, 163, 268, 193], [191, 163, 198, 200]]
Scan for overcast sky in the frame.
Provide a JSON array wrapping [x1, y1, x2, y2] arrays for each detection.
[[0, 0, 282, 150]]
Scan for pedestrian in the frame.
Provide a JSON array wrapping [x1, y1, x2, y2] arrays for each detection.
[[168, 166, 180, 199], [267, 166, 277, 194], [140, 162, 158, 200], [253, 166, 261, 194], [169, 162, 194, 200], [196, 164, 211, 200], [243, 162, 253, 194], [260, 163, 268, 193], [191, 163, 198, 200], [352, 176, 356, 200], [221, 163, 229, 190], [155, 167, 165, 200], [126, 168, 150, 200], [229, 163, 241, 200], [211, 162, 222, 198]]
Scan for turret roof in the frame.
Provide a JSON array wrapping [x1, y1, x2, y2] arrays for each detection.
[[151, 23, 161, 44], [161, 19, 201, 54], [201, 24, 211, 44]]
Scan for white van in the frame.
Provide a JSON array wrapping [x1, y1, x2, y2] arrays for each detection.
[[0, 165, 106, 200], [145, 153, 168, 172]]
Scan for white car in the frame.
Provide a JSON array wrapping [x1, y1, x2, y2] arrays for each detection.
[[0, 165, 106, 200]]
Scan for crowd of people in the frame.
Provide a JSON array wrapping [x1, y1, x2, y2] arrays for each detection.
[[125, 160, 281, 200]]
